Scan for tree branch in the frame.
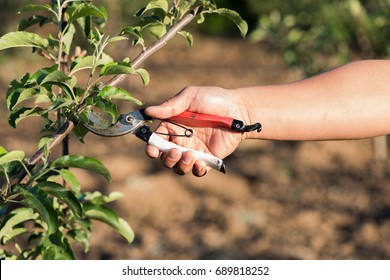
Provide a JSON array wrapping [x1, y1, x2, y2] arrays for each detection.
[[1, 7, 201, 192], [103, 7, 201, 88]]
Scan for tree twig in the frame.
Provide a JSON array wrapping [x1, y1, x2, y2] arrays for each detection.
[[103, 7, 201, 88]]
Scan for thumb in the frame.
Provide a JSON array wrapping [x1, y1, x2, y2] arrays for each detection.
[[145, 87, 193, 119]]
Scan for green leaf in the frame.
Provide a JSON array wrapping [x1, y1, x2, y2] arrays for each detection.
[[38, 136, 53, 158], [84, 204, 134, 243], [47, 97, 72, 111], [142, 0, 169, 15], [36, 182, 82, 219], [7, 88, 34, 110], [212, 8, 248, 38], [18, 16, 52, 31], [76, 16, 92, 38], [41, 70, 70, 85], [117, 218, 135, 243], [8, 107, 47, 128], [7, 88, 50, 110], [19, 4, 54, 14], [86, 97, 118, 124], [98, 86, 143, 105], [59, 169, 81, 194], [107, 35, 128, 44], [51, 155, 111, 183], [120, 26, 143, 38], [0, 151, 25, 166], [147, 22, 168, 38], [28, 65, 58, 85], [84, 191, 124, 205], [67, 227, 91, 253], [41, 231, 75, 260], [0, 31, 49, 51], [0, 208, 39, 245], [70, 53, 114, 75], [178, 31, 194, 46], [21, 188, 58, 234], [136, 69, 150, 86], [72, 121, 90, 144], [67, 3, 108, 22], [0, 146, 7, 155], [62, 23, 76, 55], [99, 62, 136, 76], [40, 70, 74, 99]]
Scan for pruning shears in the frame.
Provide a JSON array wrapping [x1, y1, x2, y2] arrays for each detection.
[[84, 109, 261, 173]]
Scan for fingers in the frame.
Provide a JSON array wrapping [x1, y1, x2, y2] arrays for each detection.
[[147, 148, 209, 177]]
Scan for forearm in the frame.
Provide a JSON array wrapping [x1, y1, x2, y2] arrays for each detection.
[[241, 60, 390, 140]]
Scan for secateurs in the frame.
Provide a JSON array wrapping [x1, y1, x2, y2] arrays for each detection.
[[84, 108, 261, 173]]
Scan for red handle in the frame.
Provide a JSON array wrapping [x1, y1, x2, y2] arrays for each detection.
[[167, 111, 234, 129]]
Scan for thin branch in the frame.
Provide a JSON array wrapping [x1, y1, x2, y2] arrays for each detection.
[[0, 121, 75, 193], [103, 6, 202, 88]]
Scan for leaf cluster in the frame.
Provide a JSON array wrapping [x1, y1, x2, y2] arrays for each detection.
[[0, 146, 133, 259]]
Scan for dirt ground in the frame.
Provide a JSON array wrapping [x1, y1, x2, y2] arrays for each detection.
[[1, 35, 390, 260]]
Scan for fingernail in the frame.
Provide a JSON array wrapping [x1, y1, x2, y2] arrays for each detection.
[[182, 153, 192, 164], [168, 153, 179, 161]]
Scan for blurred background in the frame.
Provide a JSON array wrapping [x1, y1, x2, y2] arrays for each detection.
[[1, 0, 390, 259]]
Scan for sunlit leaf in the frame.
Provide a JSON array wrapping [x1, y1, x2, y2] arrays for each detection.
[[178, 31, 194, 46], [212, 8, 248, 38], [0, 31, 49, 50], [51, 155, 111, 183], [62, 23, 76, 55], [136, 69, 150, 86], [41, 70, 70, 85], [8, 107, 47, 128], [40, 70, 74, 99], [83, 204, 134, 243], [141, 0, 169, 15], [147, 22, 167, 38], [19, 4, 54, 14], [66, 3, 108, 22], [59, 169, 81, 194], [6, 88, 51, 110], [107, 35, 128, 44], [28, 65, 58, 85], [99, 62, 136, 76], [117, 218, 135, 243], [84, 191, 124, 205], [0, 146, 7, 155], [70, 53, 113, 75], [98, 86, 142, 105], [0, 151, 25, 165]]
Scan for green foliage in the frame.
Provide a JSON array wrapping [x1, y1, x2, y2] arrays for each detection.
[[249, 0, 390, 76], [0, 0, 247, 259]]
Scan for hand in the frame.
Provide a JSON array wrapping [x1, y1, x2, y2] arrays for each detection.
[[144, 86, 250, 176]]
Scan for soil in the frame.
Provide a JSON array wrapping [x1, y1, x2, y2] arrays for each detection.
[[1, 36, 390, 260]]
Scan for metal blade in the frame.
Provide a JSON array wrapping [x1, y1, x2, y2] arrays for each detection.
[[84, 110, 148, 137]]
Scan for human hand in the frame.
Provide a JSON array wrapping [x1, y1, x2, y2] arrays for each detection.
[[144, 86, 251, 176]]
